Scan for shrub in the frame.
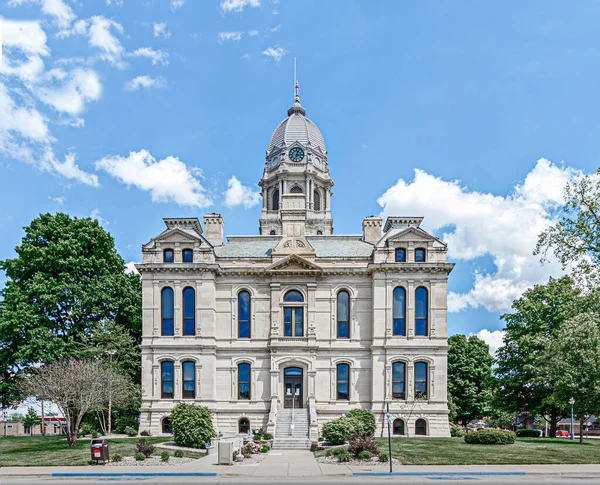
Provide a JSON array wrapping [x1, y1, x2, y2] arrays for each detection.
[[136, 438, 156, 458], [78, 423, 94, 437], [174, 450, 184, 458], [337, 452, 351, 463], [253, 429, 264, 441], [262, 432, 273, 440], [114, 416, 139, 434], [450, 426, 464, 438], [464, 429, 516, 445], [140, 430, 151, 437], [357, 450, 372, 460], [346, 409, 376, 437], [171, 403, 214, 449], [161, 451, 170, 462], [348, 434, 379, 457], [261, 444, 270, 453], [125, 426, 137, 437], [326, 446, 349, 457], [91, 430, 99, 439], [135, 452, 145, 461], [318, 436, 323, 442], [242, 441, 262, 456], [378, 452, 388, 463], [518, 429, 542, 438], [322, 416, 363, 445], [112, 454, 122, 463]]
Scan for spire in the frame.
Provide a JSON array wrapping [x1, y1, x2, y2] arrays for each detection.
[[288, 57, 306, 116]]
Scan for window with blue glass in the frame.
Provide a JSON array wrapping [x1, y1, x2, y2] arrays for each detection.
[[238, 291, 251, 338], [415, 287, 428, 336], [182, 287, 195, 336], [414, 362, 428, 399], [395, 248, 406, 262], [393, 287, 406, 336], [283, 290, 304, 337], [161, 361, 174, 399], [415, 248, 426, 262], [182, 248, 193, 263], [392, 362, 406, 399], [164, 249, 174, 263], [337, 290, 350, 339], [161, 287, 174, 336], [182, 361, 195, 399], [336, 363, 350, 400], [238, 363, 251, 400]]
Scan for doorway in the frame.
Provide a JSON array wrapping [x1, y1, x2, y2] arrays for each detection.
[[283, 367, 303, 408]]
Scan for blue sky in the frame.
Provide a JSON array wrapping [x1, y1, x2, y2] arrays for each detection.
[[1, 0, 599, 350]]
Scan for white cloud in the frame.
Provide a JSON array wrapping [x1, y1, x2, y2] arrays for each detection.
[[124, 75, 167, 91], [129, 47, 169, 66], [0, 20, 49, 83], [48, 195, 66, 205], [153, 22, 171, 38], [90, 208, 109, 226], [170, 0, 184, 10], [248, 29, 259, 36], [51, 153, 99, 186], [470, 329, 506, 358], [106, 0, 124, 5], [271, 24, 280, 32], [9, 0, 76, 29], [95, 149, 212, 208], [241, 53, 250, 60], [260, 45, 286, 62], [221, 0, 260, 13], [224, 176, 261, 209], [125, 261, 139, 275], [37, 68, 102, 115], [378, 159, 579, 313], [0, 82, 51, 145], [218, 32, 242, 43]]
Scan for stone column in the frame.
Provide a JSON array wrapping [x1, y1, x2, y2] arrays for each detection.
[[152, 281, 160, 336], [174, 281, 181, 337], [269, 283, 281, 338]]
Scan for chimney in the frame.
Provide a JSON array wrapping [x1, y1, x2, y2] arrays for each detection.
[[362, 216, 382, 245], [203, 214, 224, 247]]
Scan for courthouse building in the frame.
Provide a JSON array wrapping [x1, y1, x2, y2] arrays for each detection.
[[138, 85, 454, 446]]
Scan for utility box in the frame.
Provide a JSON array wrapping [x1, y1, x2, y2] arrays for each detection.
[[218, 440, 233, 465], [90, 438, 109, 464]]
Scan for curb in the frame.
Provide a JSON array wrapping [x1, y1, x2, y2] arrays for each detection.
[[353, 471, 527, 476], [51, 472, 217, 477]]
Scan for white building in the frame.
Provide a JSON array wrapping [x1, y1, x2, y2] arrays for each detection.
[[138, 84, 454, 446]]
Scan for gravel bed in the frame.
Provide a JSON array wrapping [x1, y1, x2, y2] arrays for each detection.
[[316, 455, 401, 466], [109, 456, 196, 467], [231, 452, 269, 466]]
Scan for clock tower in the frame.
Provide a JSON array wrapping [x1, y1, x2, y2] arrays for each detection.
[[258, 82, 334, 236]]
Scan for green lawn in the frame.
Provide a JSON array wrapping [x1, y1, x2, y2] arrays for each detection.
[[0, 435, 204, 467], [371, 437, 600, 465]]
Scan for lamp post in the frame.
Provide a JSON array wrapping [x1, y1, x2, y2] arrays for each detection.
[[569, 397, 575, 441], [107, 351, 116, 436]]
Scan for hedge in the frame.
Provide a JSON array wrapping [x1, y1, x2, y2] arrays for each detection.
[[517, 428, 542, 438], [464, 429, 516, 445]]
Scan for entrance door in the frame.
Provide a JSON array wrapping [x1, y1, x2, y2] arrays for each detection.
[[283, 367, 303, 408]]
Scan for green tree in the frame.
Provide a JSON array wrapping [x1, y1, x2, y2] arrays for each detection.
[[494, 276, 586, 436], [0, 213, 141, 407], [447, 335, 493, 425], [22, 407, 40, 435]]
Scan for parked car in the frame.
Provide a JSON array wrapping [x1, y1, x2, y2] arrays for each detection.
[[555, 430, 570, 437]]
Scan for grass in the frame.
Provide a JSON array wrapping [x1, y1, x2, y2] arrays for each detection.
[[373, 437, 600, 465], [0, 435, 205, 467]]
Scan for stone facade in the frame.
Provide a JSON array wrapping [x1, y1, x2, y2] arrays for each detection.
[[138, 86, 454, 439]]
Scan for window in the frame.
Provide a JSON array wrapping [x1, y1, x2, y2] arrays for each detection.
[[414, 362, 428, 399], [336, 363, 350, 400], [272, 189, 280, 211], [163, 249, 174, 263], [415, 418, 427, 436], [238, 363, 251, 400], [393, 287, 406, 336], [238, 291, 251, 338], [415, 248, 426, 262], [161, 287, 174, 336], [316, 230, 322, 235], [161, 361, 174, 399], [270, 230, 276, 235], [182, 287, 195, 336], [284, 290, 304, 337], [415, 287, 428, 336], [314, 190, 321, 211], [182, 361, 195, 399], [290, 185, 303, 194], [395, 248, 406, 262], [392, 362, 406, 399], [182, 249, 193, 263], [337, 290, 350, 338], [239, 418, 250, 434], [393, 419, 405, 435], [162, 417, 171, 434]]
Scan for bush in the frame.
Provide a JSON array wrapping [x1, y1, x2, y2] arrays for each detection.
[[112, 454, 122, 463], [346, 409, 376, 437], [450, 426, 464, 437], [464, 429, 516, 445], [378, 452, 388, 463], [326, 446, 349, 457], [171, 403, 214, 449], [174, 450, 184, 458], [357, 450, 372, 460], [337, 452, 351, 463], [518, 429, 542, 438], [261, 444, 270, 453], [78, 423, 94, 437], [114, 416, 139, 434], [322, 416, 363, 445], [140, 430, 151, 436], [161, 451, 170, 462], [125, 426, 137, 437], [135, 452, 145, 461], [91, 430, 99, 439], [242, 441, 262, 456], [348, 434, 379, 457], [262, 432, 273, 440], [136, 438, 156, 458]]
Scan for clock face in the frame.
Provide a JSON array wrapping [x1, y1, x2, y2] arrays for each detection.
[[289, 147, 305, 162]]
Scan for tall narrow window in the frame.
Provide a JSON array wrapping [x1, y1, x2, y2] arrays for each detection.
[[337, 290, 350, 338], [161, 361, 174, 399], [414, 362, 428, 399], [392, 362, 406, 399], [415, 248, 426, 262], [238, 363, 251, 400], [395, 248, 406, 262], [415, 287, 428, 336], [162, 417, 171, 434], [163, 249, 174, 263], [161, 287, 174, 336], [238, 291, 251, 338], [314, 190, 321, 211], [415, 418, 427, 435], [182, 361, 195, 399], [393, 419, 405, 435], [182, 249, 193, 263], [393, 287, 406, 336], [183, 287, 195, 336], [283, 290, 304, 337], [239, 418, 250, 434], [272, 189, 280, 211], [336, 363, 350, 400]]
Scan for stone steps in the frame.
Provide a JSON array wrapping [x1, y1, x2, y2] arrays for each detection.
[[273, 409, 311, 449]]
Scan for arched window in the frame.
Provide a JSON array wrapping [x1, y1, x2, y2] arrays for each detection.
[[238, 363, 251, 400], [182, 248, 193, 263], [238, 291, 251, 338], [161, 361, 174, 399], [316, 230, 323, 235], [182, 361, 195, 399], [162, 417, 172, 434], [415, 248, 426, 262], [393, 287, 406, 336], [314, 190, 321, 211], [414, 362, 428, 399], [270, 230, 276, 235], [272, 189, 280, 211], [415, 418, 427, 436], [393, 419, 405, 435], [283, 290, 304, 337], [337, 290, 350, 339], [161, 287, 174, 336], [182, 287, 195, 336], [336, 363, 350, 400], [239, 418, 250, 434], [415, 287, 428, 336], [290, 185, 303, 194], [395, 248, 406, 262], [163, 248, 174, 263], [392, 362, 406, 399]]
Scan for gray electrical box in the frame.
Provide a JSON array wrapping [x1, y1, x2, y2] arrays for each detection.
[[218, 440, 233, 465]]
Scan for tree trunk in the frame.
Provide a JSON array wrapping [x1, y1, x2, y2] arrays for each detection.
[[67, 414, 78, 447], [549, 408, 558, 438], [580, 416, 585, 445]]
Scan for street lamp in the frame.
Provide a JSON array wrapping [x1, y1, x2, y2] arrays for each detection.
[[569, 397, 575, 441], [107, 351, 116, 436]]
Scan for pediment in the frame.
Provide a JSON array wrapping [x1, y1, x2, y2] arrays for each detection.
[[380, 227, 443, 247], [271, 235, 316, 257], [266, 254, 322, 274], [153, 227, 203, 243]]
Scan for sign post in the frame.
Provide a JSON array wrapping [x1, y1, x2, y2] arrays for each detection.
[[386, 402, 393, 473]]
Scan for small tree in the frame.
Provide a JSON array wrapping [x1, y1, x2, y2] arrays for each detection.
[[23, 407, 41, 435], [171, 403, 215, 449]]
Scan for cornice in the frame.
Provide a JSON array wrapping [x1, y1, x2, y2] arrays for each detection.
[[367, 263, 455, 275]]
